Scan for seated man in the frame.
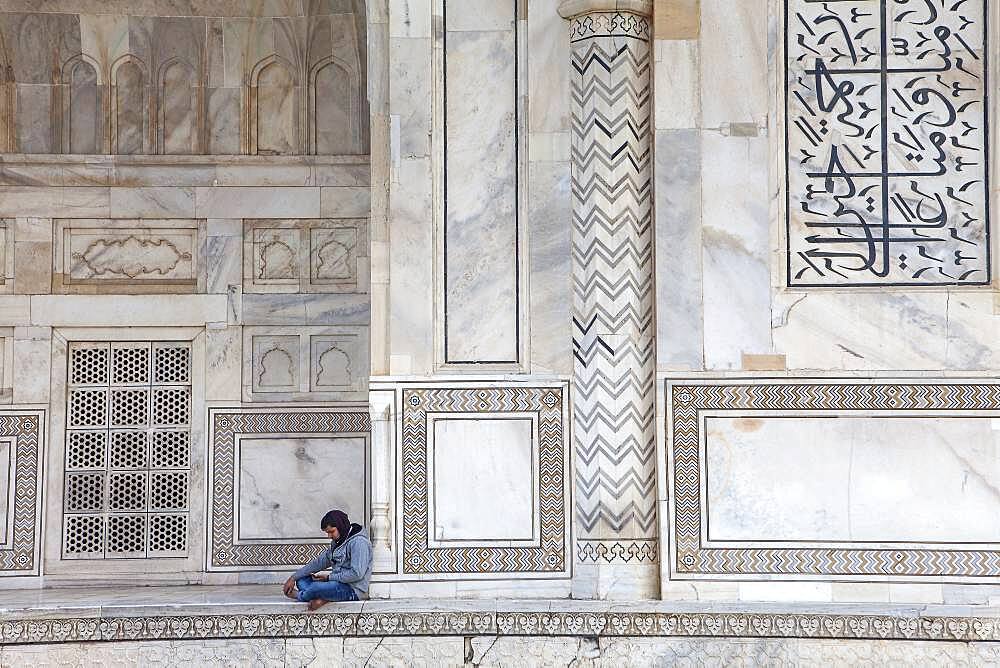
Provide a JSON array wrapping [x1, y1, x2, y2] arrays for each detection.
[[282, 509, 373, 610]]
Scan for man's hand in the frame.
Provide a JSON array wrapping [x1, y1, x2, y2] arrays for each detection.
[[312, 573, 330, 581], [282, 577, 297, 598]]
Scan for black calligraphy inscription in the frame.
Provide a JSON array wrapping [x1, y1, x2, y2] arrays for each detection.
[[786, 0, 989, 286]]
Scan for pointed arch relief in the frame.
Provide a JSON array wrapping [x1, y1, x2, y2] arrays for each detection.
[[158, 58, 199, 155], [315, 344, 353, 389], [111, 55, 149, 155], [257, 345, 297, 389], [249, 55, 299, 155], [61, 54, 104, 154], [309, 56, 360, 155], [257, 234, 298, 280]]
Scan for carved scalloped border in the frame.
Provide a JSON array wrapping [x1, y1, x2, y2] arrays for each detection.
[[1, 610, 998, 645]]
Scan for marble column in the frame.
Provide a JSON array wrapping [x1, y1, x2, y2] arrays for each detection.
[[559, 0, 658, 596]]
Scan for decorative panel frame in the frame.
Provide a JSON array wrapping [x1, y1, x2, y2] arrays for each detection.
[[53, 219, 205, 294], [44, 327, 207, 578], [0, 410, 45, 577], [432, 0, 529, 372], [665, 377, 1000, 582], [400, 383, 571, 577], [207, 406, 371, 571]]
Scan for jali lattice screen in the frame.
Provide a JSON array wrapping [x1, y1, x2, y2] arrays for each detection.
[[63, 342, 191, 559]]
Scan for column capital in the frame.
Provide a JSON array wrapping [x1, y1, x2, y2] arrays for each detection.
[[557, 0, 652, 20]]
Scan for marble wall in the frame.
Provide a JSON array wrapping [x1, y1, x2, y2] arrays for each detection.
[[0, 4, 368, 155], [0, 0, 996, 609], [0, 1, 375, 586], [652, 0, 1000, 603]]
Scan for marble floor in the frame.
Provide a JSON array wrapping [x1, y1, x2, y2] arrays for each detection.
[[2, 584, 999, 619]]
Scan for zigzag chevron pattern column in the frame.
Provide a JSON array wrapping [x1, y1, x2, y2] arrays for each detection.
[[566, 8, 657, 568]]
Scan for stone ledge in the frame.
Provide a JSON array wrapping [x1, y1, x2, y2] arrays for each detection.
[[0, 586, 998, 645]]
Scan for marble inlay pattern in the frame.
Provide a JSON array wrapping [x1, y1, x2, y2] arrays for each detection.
[[0, 410, 44, 576], [785, 0, 989, 286], [576, 539, 657, 564], [206, 407, 370, 570], [400, 385, 569, 575], [568, 10, 656, 561], [667, 379, 1000, 578], [3, 609, 1000, 645]]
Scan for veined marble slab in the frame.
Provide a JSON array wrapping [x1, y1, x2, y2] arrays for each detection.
[[442, 0, 520, 364], [237, 437, 367, 542], [705, 415, 1000, 544], [429, 417, 536, 544]]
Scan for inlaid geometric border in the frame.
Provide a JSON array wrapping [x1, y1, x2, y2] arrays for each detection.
[[2, 608, 999, 645], [0, 411, 44, 576], [667, 379, 1000, 579], [400, 385, 570, 575], [207, 407, 370, 571]]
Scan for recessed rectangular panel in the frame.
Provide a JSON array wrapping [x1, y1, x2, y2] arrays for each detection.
[[431, 418, 534, 542], [443, 0, 519, 363], [0, 438, 10, 544], [237, 437, 366, 541], [706, 416, 1000, 543]]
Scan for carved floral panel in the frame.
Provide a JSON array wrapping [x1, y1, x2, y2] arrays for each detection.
[[54, 219, 203, 293]]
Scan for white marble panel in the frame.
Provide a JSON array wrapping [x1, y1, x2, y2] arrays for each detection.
[[29, 295, 227, 327], [237, 436, 366, 541], [447, 0, 514, 31], [527, 161, 572, 374], [430, 417, 534, 542], [654, 40, 700, 130], [775, 291, 1000, 371], [389, 37, 432, 158], [699, 0, 767, 126], [443, 2, 519, 364], [527, 0, 569, 133], [655, 130, 703, 370], [195, 188, 321, 218], [388, 157, 433, 374], [0, 438, 9, 544], [701, 134, 770, 369], [706, 416, 1000, 543]]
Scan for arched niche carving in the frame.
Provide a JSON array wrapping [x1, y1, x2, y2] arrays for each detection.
[[110, 55, 149, 155], [158, 58, 199, 155], [60, 54, 105, 154], [248, 55, 299, 155], [309, 56, 360, 155]]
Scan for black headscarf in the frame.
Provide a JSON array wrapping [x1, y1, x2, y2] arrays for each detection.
[[320, 509, 352, 546]]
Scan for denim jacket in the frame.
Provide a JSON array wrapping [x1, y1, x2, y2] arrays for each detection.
[[292, 524, 373, 599]]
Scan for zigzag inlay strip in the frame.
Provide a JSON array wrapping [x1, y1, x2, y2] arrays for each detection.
[[0, 412, 43, 575], [669, 381, 1000, 578], [569, 12, 656, 559], [208, 409, 371, 569], [400, 386, 568, 574]]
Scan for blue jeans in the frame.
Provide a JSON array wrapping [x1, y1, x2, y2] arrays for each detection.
[[296, 576, 358, 602]]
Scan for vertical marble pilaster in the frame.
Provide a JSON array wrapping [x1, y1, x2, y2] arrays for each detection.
[[560, 0, 658, 596]]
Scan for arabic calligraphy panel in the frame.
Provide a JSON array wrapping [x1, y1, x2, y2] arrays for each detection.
[[786, 0, 989, 286]]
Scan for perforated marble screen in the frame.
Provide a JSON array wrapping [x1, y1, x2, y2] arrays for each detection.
[[63, 342, 192, 560]]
